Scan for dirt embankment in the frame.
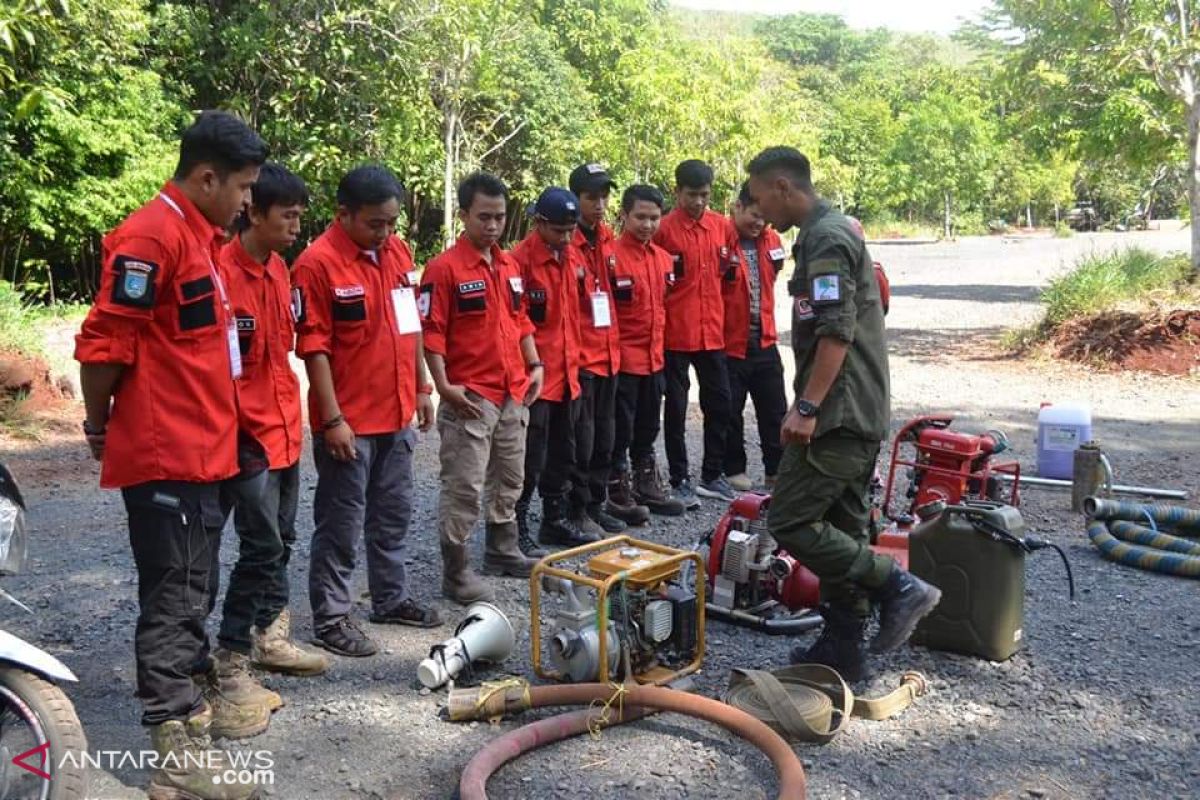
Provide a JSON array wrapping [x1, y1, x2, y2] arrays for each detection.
[[1049, 308, 1199, 376]]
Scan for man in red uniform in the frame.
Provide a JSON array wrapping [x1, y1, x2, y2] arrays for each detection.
[[75, 111, 266, 800], [610, 185, 685, 517], [654, 159, 736, 507], [512, 188, 595, 551], [421, 173, 544, 604], [293, 165, 440, 659], [218, 163, 329, 696], [568, 163, 647, 530], [722, 182, 788, 492]]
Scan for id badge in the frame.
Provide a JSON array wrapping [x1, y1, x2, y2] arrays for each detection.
[[590, 291, 612, 328], [226, 320, 243, 379], [391, 287, 422, 334]]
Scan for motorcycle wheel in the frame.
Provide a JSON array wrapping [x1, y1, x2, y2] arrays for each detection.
[[0, 668, 87, 800]]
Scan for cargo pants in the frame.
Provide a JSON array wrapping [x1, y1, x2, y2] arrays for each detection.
[[437, 392, 529, 545], [766, 429, 895, 616]]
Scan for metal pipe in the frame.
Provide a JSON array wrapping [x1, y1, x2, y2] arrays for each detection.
[[706, 604, 824, 635], [995, 473, 1188, 500]]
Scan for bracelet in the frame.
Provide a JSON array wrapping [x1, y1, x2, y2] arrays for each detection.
[[527, 361, 544, 369], [418, 383, 435, 396], [322, 414, 346, 431]]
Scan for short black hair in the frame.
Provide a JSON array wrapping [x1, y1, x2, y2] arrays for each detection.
[[174, 110, 268, 181], [621, 184, 664, 213], [674, 159, 714, 190], [746, 146, 814, 191], [736, 181, 754, 207], [235, 163, 309, 231], [337, 165, 405, 212], [458, 172, 508, 210]]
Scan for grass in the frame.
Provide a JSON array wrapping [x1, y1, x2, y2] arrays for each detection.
[[862, 218, 941, 241]]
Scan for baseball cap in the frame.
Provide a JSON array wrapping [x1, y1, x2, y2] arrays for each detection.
[[530, 187, 581, 225], [568, 163, 618, 196]]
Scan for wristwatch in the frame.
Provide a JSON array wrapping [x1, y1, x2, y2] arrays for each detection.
[[795, 399, 820, 417], [82, 420, 105, 436]]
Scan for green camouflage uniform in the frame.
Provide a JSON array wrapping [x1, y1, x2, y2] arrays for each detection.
[[767, 199, 894, 616]]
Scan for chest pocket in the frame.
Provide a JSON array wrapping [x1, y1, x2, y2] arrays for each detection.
[[456, 280, 487, 315], [613, 276, 634, 303], [506, 276, 523, 313], [177, 275, 217, 334], [332, 286, 367, 323], [235, 315, 256, 358], [769, 247, 786, 277], [527, 287, 548, 324], [671, 254, 685, 280], [720, 246, 738, 283]]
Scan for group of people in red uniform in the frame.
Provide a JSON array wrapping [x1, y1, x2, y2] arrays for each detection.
[[73, 111, 795, 799]]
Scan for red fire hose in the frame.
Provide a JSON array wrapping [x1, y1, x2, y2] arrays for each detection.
[[450, 681, 807, 800]]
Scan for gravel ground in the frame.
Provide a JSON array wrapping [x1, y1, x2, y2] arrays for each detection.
[[3, 229, 1199, 800]]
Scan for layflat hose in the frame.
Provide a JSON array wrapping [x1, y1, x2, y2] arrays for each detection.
[[449, 680, 807, 800], [1083, 497, 1200, 577]]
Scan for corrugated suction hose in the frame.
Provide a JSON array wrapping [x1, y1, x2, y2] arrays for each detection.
[[1083, 497, 1200, 577]]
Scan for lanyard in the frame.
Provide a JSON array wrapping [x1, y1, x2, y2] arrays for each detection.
[[159, 193, 233, 315]]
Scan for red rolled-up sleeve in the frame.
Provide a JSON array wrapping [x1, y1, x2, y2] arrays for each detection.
[[292, 254, 333, 358], [419, 259, 451, 356], [74, 236, 171, 366]]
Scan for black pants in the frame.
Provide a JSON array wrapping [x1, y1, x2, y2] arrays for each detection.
[[664, 349, 732, 484], [572, 370, 618, 508], [218, 462, 300, 653], [522, 396, 580, 502], [725, 343, 787, 478], [613, 371, 665, 471], [124, 480, 225, 726]]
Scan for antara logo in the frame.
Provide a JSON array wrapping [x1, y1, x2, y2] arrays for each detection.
[[12, 742, 51, 780]]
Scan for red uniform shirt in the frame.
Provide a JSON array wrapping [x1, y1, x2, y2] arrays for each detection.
[[292, 223, 420, 435], [420, 236, 535, 407], [611, 231, 673, 376], [221, 236, 303, 469], [511, 231, 582, 402], [723, 220, 784, 358], [74, 182, 238, 489], [570, 223, 621, 377], [653, 207, 729, 353]]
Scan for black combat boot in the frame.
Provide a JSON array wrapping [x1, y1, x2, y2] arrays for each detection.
[[515, 497, 547, 558], [538, 495, 599, 547], [869, 565, 942, 653], [789, 604, 870, 683]]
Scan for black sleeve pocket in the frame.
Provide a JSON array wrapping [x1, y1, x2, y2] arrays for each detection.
[[181, 276, 214, 300], [528, 289, 547, 324], [332, 298, 367, 321], [179, 296, 217, 331], [111, 255, 159, 308], [613, 277, 634, 302], [456, 294, 486, 313]]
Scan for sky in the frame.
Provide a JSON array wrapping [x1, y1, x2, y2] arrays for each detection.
[[670, 0, 990, 35]]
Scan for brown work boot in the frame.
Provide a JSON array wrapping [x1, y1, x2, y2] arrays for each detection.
[[568, 505, 607, 540], [194, 668, 270, 740], [148, 704, 259, 800], [633, 457, 685, 516], [251, 609, 330, 677], [605, 472, 651, 526], [482, 522, 538, 577], [441, 542, 496, 604], [213, 648, 282, 711]]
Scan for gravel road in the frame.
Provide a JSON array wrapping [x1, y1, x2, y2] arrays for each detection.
[[3, 229, 1198, 800]]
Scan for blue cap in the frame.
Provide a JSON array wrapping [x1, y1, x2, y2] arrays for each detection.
[[530, 187, 580, 225]]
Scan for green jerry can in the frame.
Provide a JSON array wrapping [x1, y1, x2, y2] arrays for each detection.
[[908, 501, 1027, 661]]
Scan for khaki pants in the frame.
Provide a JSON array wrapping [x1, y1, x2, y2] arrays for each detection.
[[437, 393, 529, 546]]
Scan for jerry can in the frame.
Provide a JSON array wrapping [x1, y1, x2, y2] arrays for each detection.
[[909, 501, 1027, 661]]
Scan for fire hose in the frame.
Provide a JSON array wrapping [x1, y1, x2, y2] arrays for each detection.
[[447, 679, 807, 800], [1083, 497, 1200, 578]]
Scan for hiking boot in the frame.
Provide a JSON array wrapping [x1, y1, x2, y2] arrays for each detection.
[[148, 704, 258, 800], [726, 473, 753, 492], [212, 648, 282, 712], [697, 475, 737, 502], [538, 496, 600, 547], [483, 522, 539, 577], [586, 502, 627, 533], [370, 598, 444, 628], [569, 506, 607, 539], [789, 604, 870, 683], [251, 609, 330, 677], [605, 472, 651, 525], [672, 478, 702, 510], [869, 565, 943, 653], [194, 669, 270, 740], [441, 542, 496, 604], [515, 498, 548, 558], [632, 458, 686, 516], [312, 616, 378, 658]]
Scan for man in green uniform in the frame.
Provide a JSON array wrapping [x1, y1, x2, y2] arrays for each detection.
[[745, 146, 941, 682]]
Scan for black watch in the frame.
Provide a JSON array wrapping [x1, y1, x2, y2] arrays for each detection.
[[795, 399, 820, 417]]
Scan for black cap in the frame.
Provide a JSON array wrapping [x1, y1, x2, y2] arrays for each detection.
[[530, 187, 581, 225], [569, 163, 618, 196]]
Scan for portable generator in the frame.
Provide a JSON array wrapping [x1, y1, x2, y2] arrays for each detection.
[[530, 536, 704, 685], [701, 493, 908, 635]]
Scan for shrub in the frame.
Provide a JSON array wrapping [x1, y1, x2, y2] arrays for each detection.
[[1040, 248, 1191, 326]]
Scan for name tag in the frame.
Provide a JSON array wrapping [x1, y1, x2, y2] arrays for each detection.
[[508, 276, 523, 293], [458, 280, 486, 294], [769, 248, 786, 260], [391, 287, 422, 334], [406, 270, 418, 285], [333, 285, 365, 299], [590, 291, 611, 328], [615, 277, 633, 289], [236, 316, 255, 332]]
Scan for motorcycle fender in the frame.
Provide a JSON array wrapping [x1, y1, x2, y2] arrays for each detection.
[[0, 630, 77, 683]]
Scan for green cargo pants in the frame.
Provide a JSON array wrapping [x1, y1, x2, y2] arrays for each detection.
[[766, 430, 895, 616]]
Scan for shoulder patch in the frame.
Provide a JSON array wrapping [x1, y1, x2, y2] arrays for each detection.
[[291, 287, 305, 323], [111, 255, 158, 308], [418, 284, 433, 319], [811, 274, 842, 305]]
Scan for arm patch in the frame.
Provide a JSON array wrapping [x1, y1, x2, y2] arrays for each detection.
[[418, 283, 433, 319], [811, 274, 842, 306], [110, 255, 159, 308]]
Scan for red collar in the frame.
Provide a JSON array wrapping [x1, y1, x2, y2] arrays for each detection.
[[159, 182, 224, 250]]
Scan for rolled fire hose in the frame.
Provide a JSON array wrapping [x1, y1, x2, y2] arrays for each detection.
[[725, 664, 928, 744], [447, 679, 807, 800], [1083, 497, 1200, 578]]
